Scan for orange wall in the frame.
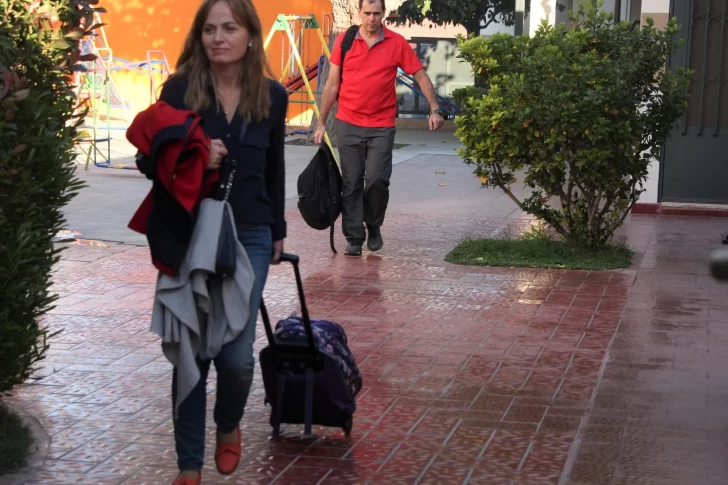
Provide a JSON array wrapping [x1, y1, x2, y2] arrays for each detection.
[[99, 0, 333, 123], [100, 0, 334, 75], [96, 0, 459, 125]]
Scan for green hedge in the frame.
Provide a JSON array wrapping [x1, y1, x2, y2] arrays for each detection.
[[0, 0, 100, 393]]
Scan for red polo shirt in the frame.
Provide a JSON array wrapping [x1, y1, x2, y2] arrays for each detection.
[[330, 25, 423, 128]]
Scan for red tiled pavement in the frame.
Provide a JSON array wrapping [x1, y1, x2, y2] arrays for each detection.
[[3, 205, 728, 484], [565, 215, 728, 485]]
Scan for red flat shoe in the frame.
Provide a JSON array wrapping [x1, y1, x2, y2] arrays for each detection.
[[172, 472, 201, 485], [215, 425, 241, 475]]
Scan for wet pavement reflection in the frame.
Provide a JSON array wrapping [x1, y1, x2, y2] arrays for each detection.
[[3, 212, 727, 485]]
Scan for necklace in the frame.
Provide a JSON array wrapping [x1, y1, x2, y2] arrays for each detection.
[[211, 74, 238, 117], [219, 99, 237, 117]]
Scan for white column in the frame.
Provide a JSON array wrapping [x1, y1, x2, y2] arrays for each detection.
[[529, 0, 558, 34]]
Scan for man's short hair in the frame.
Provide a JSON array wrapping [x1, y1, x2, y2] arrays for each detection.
[[359, 0, 386, 13]]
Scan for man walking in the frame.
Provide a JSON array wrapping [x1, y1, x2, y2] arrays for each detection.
[[313, 0, 446, 256]]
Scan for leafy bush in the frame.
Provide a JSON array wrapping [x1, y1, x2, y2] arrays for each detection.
[[0, 0, 99, 393], [455, 3, 692, 247], [451, 85, 485, 113], [0, 403, 33, 474]]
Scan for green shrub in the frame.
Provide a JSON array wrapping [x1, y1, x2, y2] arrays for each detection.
[[0, 0, 99, 393], [451, 85, 485, 113], [0, 403, 33, 474], [455, 2, 692, 248]]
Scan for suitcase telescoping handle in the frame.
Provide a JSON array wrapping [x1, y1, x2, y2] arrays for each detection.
[[260, 253, 317, 354]]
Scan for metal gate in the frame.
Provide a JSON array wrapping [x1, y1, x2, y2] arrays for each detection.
[[659, 0, 728, 203]]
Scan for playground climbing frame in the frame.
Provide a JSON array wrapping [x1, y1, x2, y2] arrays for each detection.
[[76, 11, 171, 170], [263, 14, 338, 164]]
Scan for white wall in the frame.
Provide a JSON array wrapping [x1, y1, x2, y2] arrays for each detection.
[[600, 0, 617, 16], [638, 0, 670, 203], [479, 7, 531, 37], [481, 21, 516, 36], [642, 0, 670, 12], [641, 162, 660, 203], [529, 0, 558, 34]]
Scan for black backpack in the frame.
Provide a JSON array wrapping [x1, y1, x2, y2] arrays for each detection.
[[297, 142, 343, 252], [296, 26, 358, 253]]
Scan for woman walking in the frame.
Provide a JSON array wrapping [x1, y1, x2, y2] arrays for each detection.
[[155, 0, 287, 483]]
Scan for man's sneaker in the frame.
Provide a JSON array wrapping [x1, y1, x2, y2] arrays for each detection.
[[345, 243, 362, 256], [367, 225, 383, 252]]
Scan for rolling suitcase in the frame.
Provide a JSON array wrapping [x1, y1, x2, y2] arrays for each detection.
[[259, 253, 362, 437]]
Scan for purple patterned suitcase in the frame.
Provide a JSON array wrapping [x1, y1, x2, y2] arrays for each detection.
[[258, 253, 362, 436], [274, 316, 362, 399]]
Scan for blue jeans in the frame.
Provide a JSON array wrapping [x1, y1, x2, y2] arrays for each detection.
[[172, 224, 272, 471]]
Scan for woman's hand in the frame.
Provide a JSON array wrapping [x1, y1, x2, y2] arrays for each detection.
[[271, 239, 283, 265], [207, 139, 227, 170]]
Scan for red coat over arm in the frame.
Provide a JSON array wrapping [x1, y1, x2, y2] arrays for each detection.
[[127, 101, 218, 275]]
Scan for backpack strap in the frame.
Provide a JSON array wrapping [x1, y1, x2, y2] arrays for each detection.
[[339, 25, 359, 85]]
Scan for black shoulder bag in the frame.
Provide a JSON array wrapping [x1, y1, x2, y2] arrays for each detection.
[[214, 122, 247, 277]]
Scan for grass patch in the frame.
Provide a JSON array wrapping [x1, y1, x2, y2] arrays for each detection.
[[0, 403, 33, 475], [446, 227, 632, 270]]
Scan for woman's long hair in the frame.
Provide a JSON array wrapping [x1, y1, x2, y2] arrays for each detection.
[[170, 0, 274, 121]]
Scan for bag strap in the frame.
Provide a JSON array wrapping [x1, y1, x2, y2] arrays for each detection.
[[221, 122, 247, 202], [339, 25, 359, 85]]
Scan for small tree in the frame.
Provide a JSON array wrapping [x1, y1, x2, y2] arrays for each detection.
[[394, 0, 528, 37], [455, 3, 692, 248], [0, 0, 98, 393]]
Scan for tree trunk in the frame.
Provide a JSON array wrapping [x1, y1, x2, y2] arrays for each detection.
[[307, 0, 406, 145]]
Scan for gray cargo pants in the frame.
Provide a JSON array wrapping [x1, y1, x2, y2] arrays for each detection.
[[336, 119, 396, 245]]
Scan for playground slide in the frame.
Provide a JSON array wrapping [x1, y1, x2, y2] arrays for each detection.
[[284, 63, 319, 91], [396, 69, 458, 117]]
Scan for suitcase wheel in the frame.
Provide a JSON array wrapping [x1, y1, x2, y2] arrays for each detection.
[[342, 417, 353, 436]]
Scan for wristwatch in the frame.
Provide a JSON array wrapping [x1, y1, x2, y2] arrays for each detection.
[[430, 108, 447, 119]]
